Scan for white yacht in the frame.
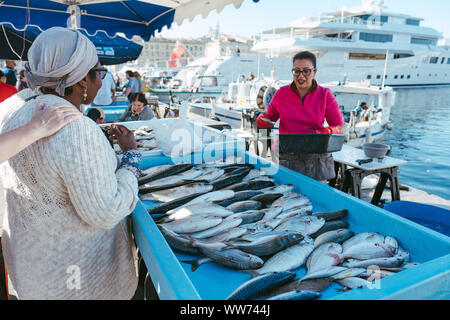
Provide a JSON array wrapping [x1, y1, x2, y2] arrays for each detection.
[[252, 0, 450, 87]]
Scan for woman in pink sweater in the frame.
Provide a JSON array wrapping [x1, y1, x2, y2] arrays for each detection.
[[257, 51, 344, 181]]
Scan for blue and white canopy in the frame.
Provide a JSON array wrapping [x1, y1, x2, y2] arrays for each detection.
[[0, 0, 259, 41]]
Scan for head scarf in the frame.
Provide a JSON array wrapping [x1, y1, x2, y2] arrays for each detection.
[[24, 27, 99, 96]]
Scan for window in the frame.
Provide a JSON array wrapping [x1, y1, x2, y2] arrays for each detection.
[[441, 57, 446, 64], [360, 32, 393, 43], [400, 75, 404, 79], [394, 75, 398, 79], [349, 52, 386, 60], [407, 75, 411, 79], [429, 57, 438, 64], [200, 77, 218, 87], [376, 75, 381, 79], [367, 75, 372, 79], [411, 38, 437, 45], [406, 19, 420, 26], [448, 58, 450, 64]]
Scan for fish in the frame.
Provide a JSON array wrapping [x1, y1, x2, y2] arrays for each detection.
[[159, 215, 223, 234], [194, 168, 225, 182], [309, 220, 350, 239], [211, 167, 252, 190], [138, 163, 194, 185], [259, 184, 295, 194], [215, 190, 264, 207], [300, 266, 348, 282], [260, 278, 331, 298], [305, 243, 343, 275], [222, 180, 276, 192], [139, 183, 213, 203], [165, 190, 236, 214], [185, 240, 264, 271], [273, 216, 325, 236], [336, 277, 368, 290], [140, 167, 206, 189], [157, 225, 200, 255], [139, 179, 209, 194], [271, 192, 311, 209], [189, 217, 243, 239], [147, 191, 212, 215], [225, 272, 296, 300], [229, 231, 304, 257], [266, 289, 321, 300], [260, 207, 283, 220], [202, 227, 248, 243], [330, 268, 366, 280], [342, 256, 406, 269], [359, 269, 398, 280], [340, 232, 397, 260], [313, 229, 355, 248], [140, 164, 171, 177], [226, 200, 263, 213], [311, 209, 348, 222], [162, 203, 235, 221], [243, 218, 284, 233], [249, 241, 314, 275], [228, 210, 265, 225], [276, 205, 313, 220], [249, 193, 284, 206]]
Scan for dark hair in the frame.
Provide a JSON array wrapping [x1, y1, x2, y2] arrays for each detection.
[[126, 70, 134, 77], [0, 70, 4, 78], [292, 51, 317, 69], [86, 108, 101, 122], [129, 92, 147, 105]]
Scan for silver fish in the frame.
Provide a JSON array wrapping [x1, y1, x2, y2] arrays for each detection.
[[276, 205, 313, 220], [271, 193, 311, 211], [311, 209, 348, 222], [250, 241, 314, 275], [160, 215, 223, 234], [341, 233, 397, 260], [261, 207, 283, 220], [259, 184, 295, 194], [157, 225, 200, 255], [336, 277, 368, 290], [267, 289, 321, 300], [330, 268, 366, 280], [187, 240, 264, 270], [202, 227, 248, 243], [166, 190, 235, 213], [140, 183, 213, 203], [228, 210, 265, 225], [309, 220, 350, 239], [226, 272, 296, 300], [226, 200, 263, 213], [189, 217, 243, 239], [230, 231, 304, 257], [313, 229, 355, 248], [166, 203, 235, 221], [343, 256, 406, 269], [305, 242, 343, 274], [243, 218, 284, 233], [140, 167, 204, 189], [273, 216, 325, 236], [195, 168, 225, 182]]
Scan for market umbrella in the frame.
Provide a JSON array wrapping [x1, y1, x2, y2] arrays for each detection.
[[0, 0, 260, 41], [0, 24, 143, 65]]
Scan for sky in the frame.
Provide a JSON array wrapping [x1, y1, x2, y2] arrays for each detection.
[[156, 0, 450, 40]]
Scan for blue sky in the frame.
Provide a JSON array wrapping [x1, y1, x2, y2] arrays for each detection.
[[157, 0, 449, 39]]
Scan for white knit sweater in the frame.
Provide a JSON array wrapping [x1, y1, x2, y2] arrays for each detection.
[[0, 90, 139, 300]]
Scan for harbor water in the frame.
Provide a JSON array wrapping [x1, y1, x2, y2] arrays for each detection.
[[384, 86, 450, 201]]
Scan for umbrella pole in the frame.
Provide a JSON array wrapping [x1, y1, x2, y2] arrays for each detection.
[[68, 5, 80, 29]]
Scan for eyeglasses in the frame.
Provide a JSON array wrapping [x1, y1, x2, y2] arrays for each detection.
[[91, 66, 108, 80], [292, 68, 315, 77]]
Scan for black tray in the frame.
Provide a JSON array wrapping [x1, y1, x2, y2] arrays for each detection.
[[278, 134, 345, 154]]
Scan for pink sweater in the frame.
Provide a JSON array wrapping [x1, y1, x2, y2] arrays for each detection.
[[266, 82, 344, 134]]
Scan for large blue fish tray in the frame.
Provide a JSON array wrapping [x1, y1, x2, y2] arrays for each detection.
[[132, 149, 450, 300]]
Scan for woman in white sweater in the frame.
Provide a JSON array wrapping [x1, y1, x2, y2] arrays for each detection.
[[0, 27, 141, 300]]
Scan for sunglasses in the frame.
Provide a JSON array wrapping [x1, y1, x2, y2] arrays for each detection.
[[292, 68, 315, 77], [91, 66, 108, 80]]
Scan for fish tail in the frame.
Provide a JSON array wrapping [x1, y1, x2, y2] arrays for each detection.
[[181, 259, 202, 272]]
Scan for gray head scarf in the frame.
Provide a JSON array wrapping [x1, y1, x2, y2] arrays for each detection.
[[24, 27, 99, 96]]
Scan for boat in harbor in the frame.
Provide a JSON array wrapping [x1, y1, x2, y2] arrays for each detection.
[[251, 0, 450, 88]]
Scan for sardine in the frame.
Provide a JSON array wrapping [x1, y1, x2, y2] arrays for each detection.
[[159, 215, 223, 234], [266, 289, 321, 300], [225, 272, 296, 300], [313, 229, 355, 248]]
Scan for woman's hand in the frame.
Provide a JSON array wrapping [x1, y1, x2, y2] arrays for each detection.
[[28, 100, 82, 139], [108, 124, 137, 151]]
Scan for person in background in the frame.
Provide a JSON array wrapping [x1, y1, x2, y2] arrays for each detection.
[[0, 27, 141, 300], [2, 60, 17, 86], [0, 70, 18, 103], [117, 92, 154, 122], [124, 70, 139, 99], [15, 70, 28, 91], [114, 74, 121, 90], [86, 108, 101, 123], [256, 51, 344, 182], [93, 70, 116, 106], [247, 72, 255, 81], [133, 71, 145, 93]]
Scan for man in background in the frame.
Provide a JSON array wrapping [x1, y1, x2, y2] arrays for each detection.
[[93, 70, 116, 106], [124, 70, 139, 99], [2, 60, 17, 86]]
